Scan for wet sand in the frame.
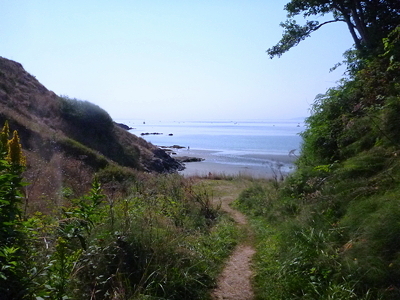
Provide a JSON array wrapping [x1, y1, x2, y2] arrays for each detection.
[[172, 149, 297, 179]]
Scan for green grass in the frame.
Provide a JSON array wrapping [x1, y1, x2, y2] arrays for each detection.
[[235, 176, 400, 300], [7, 173, 240, 300]]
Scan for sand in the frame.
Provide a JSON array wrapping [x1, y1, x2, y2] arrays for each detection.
[[172, 149, 297, 179]]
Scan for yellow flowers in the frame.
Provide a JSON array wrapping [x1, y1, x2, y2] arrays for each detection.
[[1, 121, 26, 167], [0, 120, 9, 152], [7, 130, 26, 167]]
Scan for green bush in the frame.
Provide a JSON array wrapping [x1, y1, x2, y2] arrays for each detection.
[[236, 182, 279, 219], [0, 123, 33, 299], [6, 167, 238, 299], [59, 96, 113, 133], [58, 96, 142, 170], [58, 137, 109, 169], [67, 174, 237, 300], [232, 27, 400, 300]]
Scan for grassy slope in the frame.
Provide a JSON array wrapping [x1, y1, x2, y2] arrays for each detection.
[[0, 56, 181, 210]]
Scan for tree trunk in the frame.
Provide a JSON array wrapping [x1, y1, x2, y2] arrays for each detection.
[[334, 2, 363, 50], [349, 0, 369, 47]]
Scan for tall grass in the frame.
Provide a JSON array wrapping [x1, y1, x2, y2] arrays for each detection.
[[235, 173, 400, 299], [5, 169, 239, 299]]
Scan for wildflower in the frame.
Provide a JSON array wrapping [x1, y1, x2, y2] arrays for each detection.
[[7, 130, 26, 167], [0, 120, 9, 152]]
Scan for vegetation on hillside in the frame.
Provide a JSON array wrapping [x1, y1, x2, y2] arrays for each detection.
[[1, 2, 399, 299], [0, 123, 238, 299], [235, 3, 400, 298], [0, 56, 175, 169], [0, 56, 184, 208], [58, 95, 141, 170]]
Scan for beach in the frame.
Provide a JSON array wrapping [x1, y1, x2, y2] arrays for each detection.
[[122, 119, 303, 178], [172, 148, 297, 178]]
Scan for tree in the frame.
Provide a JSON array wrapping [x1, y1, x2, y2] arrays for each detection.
[[267, 0, 400, 58]]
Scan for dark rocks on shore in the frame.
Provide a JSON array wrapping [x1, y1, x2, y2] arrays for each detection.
[[175, 156, 204, 163], [141, 132, 163, 136], [159, 145, 186, 150], [150, 148, 185, 173], [115, 122, 133, 130], [148, 144, 203, 173]]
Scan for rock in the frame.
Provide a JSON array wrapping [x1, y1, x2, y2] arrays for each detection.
[[158, 145, 186, 149], [141, 132, 163, 136], [171, 145, 186, 149], [150, 148, 185, 173], [175, 156, 204, 163], [115, 122, 133, 130]]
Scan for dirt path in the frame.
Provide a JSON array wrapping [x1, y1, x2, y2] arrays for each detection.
[[204, 180, 256, 300]]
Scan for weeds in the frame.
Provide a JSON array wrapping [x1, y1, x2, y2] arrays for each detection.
[[236, 152, 400, 299], [1, 126, 238, 299]]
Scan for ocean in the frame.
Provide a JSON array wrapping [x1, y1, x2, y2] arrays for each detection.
[[118, 119, 305, 177]]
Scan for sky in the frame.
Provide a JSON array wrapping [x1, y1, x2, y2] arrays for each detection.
[[1, 1, 354, 122]]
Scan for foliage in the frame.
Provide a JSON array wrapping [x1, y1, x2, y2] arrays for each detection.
[[58, 96, 141, 170], [236, 26, 400, 299], [58, 137, 109, 169], [236, 182, 276, 217], [64, 174, 237, 300], [0, 128, 238, 300], [59, 96, 113, 133], [268, 1, 400, 58], [0, 122, 29, 299]]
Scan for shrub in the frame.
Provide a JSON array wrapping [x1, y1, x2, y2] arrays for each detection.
[[0, 122, 31, 299], [58, 137, 109, 169], [58, 96, 141, 170], [59, 96, 113, 133]]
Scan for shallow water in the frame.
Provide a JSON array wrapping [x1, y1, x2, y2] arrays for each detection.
[[118, 119, 305, 176]]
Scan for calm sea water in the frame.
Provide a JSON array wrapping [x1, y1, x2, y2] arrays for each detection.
[[119, 119, 304, 157]]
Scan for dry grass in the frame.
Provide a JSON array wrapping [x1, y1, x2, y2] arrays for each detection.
[[0, 56, 182, 212]]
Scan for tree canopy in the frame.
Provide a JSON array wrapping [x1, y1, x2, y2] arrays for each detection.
[[267, 0, 400, 58]]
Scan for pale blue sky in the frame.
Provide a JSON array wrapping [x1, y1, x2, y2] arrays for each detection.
[[2, 1, 353, 121]]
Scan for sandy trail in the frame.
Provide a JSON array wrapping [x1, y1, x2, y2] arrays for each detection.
[[206, 180, 256, 300]]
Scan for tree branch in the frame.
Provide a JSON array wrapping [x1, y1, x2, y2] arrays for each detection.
[[312, 19, 345, 31], [267, 18, 344, 58]]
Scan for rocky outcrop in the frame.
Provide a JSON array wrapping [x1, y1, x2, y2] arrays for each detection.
[[0, 56, 183, 175], [115, 122, 133, 130], [175, 156, 204, 163], [141, 132, 163, 136], [149, 148, 185, 173]]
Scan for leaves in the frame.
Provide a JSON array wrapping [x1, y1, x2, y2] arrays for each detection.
[[268, 0, 400, 58], [0, 123, 29, 298]]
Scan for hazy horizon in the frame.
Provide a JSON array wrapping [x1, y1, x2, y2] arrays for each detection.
[[115, 116, 307, 123]]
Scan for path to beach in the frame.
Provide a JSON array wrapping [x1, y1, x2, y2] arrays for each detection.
[[203, 179, 256, 300]]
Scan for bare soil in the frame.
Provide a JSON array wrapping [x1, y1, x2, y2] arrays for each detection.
[[204, 180, 256, 300]]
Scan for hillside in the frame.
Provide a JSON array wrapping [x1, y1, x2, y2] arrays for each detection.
[[0, 56, 182, 206], [0, 56, 246, 300], [235, 26, 400, 299]]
